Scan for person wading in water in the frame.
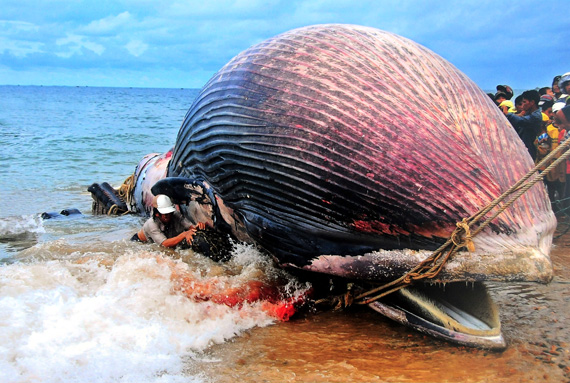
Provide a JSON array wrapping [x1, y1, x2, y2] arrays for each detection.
[[132, 194, 204, 248]]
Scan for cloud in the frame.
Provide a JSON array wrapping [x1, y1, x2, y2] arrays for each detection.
[[161, 0, 282, 19], [81, 11, 133, 35], [0, 20, 43, 57], [0, 0, 568, 89], [0, 37, 43, 57], [125, 39, 148, 57], [56, 34, 105, 58], [0, 20, 39, 33]]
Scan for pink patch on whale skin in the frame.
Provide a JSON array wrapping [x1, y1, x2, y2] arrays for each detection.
[[352, 220, 410, 236]]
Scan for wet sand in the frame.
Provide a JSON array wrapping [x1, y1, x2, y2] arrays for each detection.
[[192, 223, 570, 383]]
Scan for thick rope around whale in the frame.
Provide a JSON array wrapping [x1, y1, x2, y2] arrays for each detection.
[[106, 174, 135, 216], [331, 135, 570, 307]]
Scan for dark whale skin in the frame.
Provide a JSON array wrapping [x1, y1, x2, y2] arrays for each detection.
[[167, 24, 555, 270]]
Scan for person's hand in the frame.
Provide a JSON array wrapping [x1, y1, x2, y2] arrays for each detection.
[[184, 227, 197, 243], [196, 222, 207, 230]]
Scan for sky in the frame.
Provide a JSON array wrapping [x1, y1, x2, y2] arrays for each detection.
[[1, 0, 569, 90]]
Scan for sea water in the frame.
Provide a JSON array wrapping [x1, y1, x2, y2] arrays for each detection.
[[0, 86, 308, 383]]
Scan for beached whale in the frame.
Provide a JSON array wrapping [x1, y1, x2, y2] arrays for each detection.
[[120, 24, 555, 349]]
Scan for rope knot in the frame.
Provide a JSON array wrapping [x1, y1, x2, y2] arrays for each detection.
[[451, 218, 475, 252], [118, 174, 136, 208]]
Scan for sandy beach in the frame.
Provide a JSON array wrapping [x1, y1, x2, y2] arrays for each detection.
[[193, 222, 570, 383]]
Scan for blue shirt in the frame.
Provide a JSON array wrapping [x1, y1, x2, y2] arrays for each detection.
[[506, 109, 542, 160]]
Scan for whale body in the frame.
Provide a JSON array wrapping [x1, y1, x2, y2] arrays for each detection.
[[128, 24, 555, 349]]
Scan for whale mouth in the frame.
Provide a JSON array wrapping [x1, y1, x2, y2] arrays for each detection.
[[368, 282, 506, 350]]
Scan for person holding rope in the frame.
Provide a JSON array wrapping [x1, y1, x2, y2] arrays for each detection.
[[132, 194, 205, 248]]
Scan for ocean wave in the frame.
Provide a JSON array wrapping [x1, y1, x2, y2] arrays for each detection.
[[0, 243, 309, 383], [0, 214, 45, 237]]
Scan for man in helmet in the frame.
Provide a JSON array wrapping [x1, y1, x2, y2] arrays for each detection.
[[132, 194, 204, 248], [555, 105, 570, 132], [558, 72, 570, 104]]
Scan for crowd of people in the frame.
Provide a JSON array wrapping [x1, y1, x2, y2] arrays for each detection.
[[489, 72, 570, 211]]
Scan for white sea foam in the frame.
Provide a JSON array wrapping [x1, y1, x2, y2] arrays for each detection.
[[0, 215, 45, 237], [0, 246, 287, 383]]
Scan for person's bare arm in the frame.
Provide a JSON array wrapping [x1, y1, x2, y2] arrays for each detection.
[[160, 222, 206, 248], [161, 227, 196, 248]]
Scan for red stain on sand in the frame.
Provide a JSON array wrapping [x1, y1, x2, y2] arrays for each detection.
[[157, 256, 302, 321]]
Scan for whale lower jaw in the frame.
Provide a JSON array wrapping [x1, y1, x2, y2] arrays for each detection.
[[290, 246, 552, 350], [299, 246, 553, 284], [369, 282, 506, 350]]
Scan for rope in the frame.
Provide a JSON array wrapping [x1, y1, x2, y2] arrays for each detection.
[[107, 204, 119, 216], [118, 174, 136, 209], [552, 197, 570, 239], [106, 203, 131, 216], [352, 135, 570, 306], [555, 222, 570, 240]]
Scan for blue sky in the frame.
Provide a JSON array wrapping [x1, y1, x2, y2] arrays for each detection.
[[1, 0, 568, 90]]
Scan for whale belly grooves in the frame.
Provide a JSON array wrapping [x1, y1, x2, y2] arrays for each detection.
[[167, 24, 555, 278]]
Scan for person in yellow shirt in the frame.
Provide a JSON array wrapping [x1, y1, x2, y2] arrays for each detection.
[[499, 99, 517, 114], [536, 100, 565, 209]]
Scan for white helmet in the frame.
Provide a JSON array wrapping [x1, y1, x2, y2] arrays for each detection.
[[553, 101, 565, 114], [560, 72, 570, 92], [155, 195, 176, 214]]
